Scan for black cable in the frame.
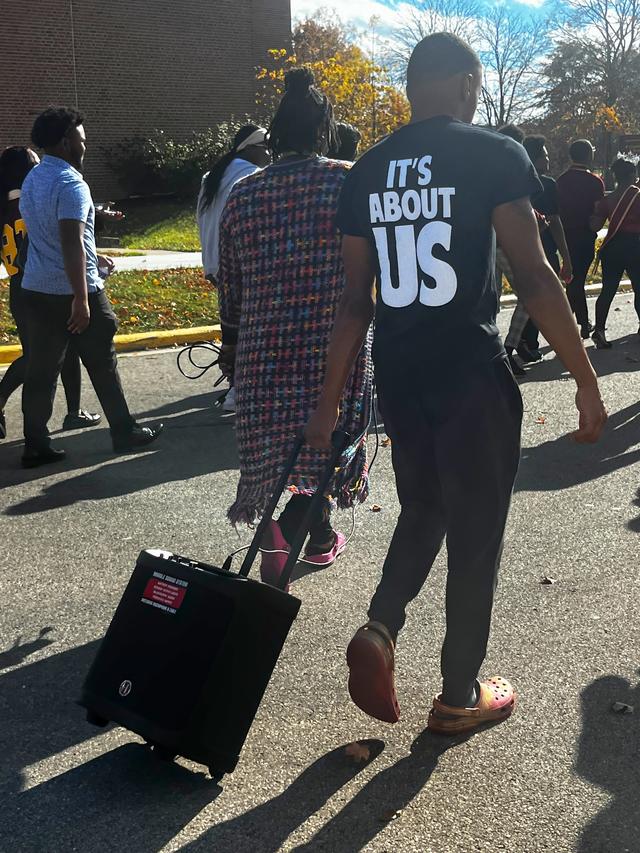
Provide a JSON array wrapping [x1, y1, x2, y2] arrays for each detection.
[[177, 341, 226, 387], [369, 380, 381, 475]]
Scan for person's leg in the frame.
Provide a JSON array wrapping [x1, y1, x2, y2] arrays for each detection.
[[22, 293, 70, 452], [278, 494, 332, 546], [567, 233, 595, 331], [504, 301, 529, 352], [0, 279, 29, 409], [594, 241, 625, 340], [623, 240, 640, 326], [433, 358, 522, 708], [366, 382, 446, 640], [60, 347, 82, 414], [346, 376, 445, 723], [72, 291, 136, 440]]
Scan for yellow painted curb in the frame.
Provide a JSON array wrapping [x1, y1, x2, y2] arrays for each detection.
[[0, 325, 221, 365]]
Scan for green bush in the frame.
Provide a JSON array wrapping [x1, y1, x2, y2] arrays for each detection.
[[104, 121, 248, 197]]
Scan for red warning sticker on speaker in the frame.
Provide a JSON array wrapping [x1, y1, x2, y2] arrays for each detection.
[[142, 573, 187, 614]]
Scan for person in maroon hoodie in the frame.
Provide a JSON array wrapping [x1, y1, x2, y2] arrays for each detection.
[[557, 140, 605, 338]]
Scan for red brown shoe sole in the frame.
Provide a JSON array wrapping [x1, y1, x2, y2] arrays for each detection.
[[346, 632, 400, 724]]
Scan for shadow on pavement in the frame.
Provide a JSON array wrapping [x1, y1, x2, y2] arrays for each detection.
[[181, 740, 385, 853], [4, 743, 214, 853], [0, 626, 55, 673], [575, 674, 640, 853], [628, 488, 640, 533], [290, 728, 464, 852], [2, 393, 238, 515], [0, 641, 103, 795], [519, 334, 640, 384], [1, 639, 214, 850], [516, 399, 640, 492]]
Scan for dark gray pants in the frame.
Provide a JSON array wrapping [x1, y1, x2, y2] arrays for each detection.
[[22, 290, 135, 451], [0, 278, 81, 412], [369, 356, 523, 707]]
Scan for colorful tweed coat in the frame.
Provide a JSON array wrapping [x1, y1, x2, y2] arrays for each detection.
[[218, 157, 373, 525]]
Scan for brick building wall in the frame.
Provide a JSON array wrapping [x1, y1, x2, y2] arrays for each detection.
[[1, 0, 291, 198]]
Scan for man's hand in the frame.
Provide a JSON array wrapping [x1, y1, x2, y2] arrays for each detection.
[[304, 403, 339, 449], [560, 260, 573, 284], [97, 254, 115, 275], [68, 296, 90, 334], [573, 384, 607, 443], [218, 344, 236, 379]]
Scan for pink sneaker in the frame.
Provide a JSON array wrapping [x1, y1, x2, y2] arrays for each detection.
[[259, 520, 291, 591], [304, 531, 347, 567]]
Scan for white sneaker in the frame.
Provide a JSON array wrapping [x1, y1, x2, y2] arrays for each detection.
[[222, 387, 236, 412]]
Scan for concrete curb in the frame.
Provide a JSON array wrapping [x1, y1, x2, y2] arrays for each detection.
[[0, 280, 633, 366], [0, 324, 221, 365]]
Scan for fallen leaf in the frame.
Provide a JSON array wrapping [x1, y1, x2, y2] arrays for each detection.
[[536, 416, 546, 425], [378, 809, 402, 823], [371, 504, 382, 512], [611, 702, 634, 714], [344, 742, 371, 763], [381, 436, 392, 447], [540, 576, 557, 585]]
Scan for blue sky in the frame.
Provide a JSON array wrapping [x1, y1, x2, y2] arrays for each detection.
[[291, 0, 550, 33]]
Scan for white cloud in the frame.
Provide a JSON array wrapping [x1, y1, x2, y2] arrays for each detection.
[[291, 0, 413, 32]]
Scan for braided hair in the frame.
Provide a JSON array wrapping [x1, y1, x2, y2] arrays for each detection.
[[268, 67, 338, 158]]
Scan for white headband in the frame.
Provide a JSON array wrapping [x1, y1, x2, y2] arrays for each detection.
[[235, 128, 268, 153]]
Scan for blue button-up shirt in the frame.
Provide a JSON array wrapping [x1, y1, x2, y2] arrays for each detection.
[[20, 155, 102, 295]]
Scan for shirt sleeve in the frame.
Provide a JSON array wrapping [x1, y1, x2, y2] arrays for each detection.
[[217, 199, 242, 345], [491, 138, 542, 209], [594, 196, 610, 219], [57, 179, 92, 222], [336, 165, 369, 237], [546, 178, 559, 216]]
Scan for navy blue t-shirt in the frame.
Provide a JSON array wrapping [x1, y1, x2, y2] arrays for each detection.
[[336, 116, 541, 373]]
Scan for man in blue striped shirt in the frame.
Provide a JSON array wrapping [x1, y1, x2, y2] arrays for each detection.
[[20, 106, 162, 467]]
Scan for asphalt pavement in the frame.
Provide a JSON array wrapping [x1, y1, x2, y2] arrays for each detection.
[[1, 293, 639, 853]]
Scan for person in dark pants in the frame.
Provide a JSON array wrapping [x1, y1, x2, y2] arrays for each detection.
[[306, 33, 606, 735], [557, 139, 605, 338], [0, 146, 100, 440], [19, 106, 162, 468], [518, 136, 573, 362], [589, 156, 640, 348]]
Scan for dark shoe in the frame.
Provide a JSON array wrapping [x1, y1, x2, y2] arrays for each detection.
[[0, 410, 6, 440], [592, 329, 612, 350], [22, 446, 66, 469], [580, 323, 594, 339], [507, 352, 527, 377], [517, 342, 543, 363], [112, 423, 164, 453], [62, 409, 102, 430]]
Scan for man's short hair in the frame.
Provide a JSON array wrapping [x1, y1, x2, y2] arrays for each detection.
[[407, 33, 481, 90], [523, 135, 546, 163], [31, 106, 84, 149], [498, 124, 525, 145], [569, 139, 594, 165]]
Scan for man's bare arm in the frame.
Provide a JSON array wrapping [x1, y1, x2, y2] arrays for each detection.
[[494, 197, 606, 443], [305, 235, 376, 448], [59, 219, 90, 334]]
